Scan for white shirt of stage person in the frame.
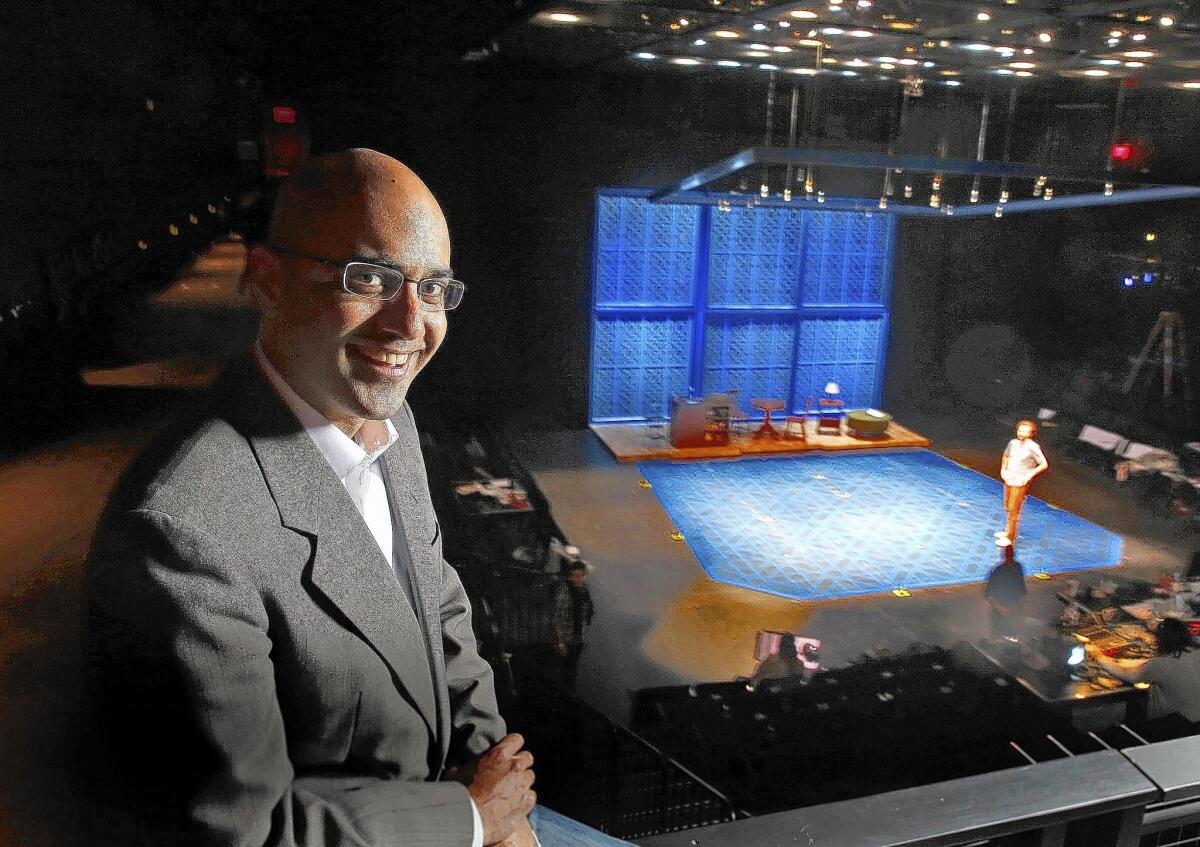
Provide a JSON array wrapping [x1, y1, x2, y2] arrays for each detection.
[[1002, 438, 1047, 488]]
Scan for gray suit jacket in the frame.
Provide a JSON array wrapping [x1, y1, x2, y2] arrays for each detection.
[[84, 357, 505, 846]]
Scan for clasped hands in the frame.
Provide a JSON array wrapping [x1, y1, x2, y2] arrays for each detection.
[[448, 733, 537, 846]]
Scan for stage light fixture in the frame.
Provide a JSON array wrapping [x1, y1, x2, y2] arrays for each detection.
[[976, 11, 991, 21], [1037, 31, 1052, 42]]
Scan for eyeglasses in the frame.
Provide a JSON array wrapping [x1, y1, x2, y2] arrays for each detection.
[[267, 245, 465, 311]]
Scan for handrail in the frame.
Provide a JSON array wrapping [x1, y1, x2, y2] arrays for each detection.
[[639, 747, 1159, 847]]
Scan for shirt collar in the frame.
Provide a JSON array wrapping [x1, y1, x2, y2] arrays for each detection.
[[253, 343, 398, 481]]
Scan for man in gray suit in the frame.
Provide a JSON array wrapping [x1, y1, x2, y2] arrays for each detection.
[[85, 149, 538, 846]]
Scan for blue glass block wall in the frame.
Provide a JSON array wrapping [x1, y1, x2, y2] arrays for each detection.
[[701, 316, 796, 402], [590, 190, 894, 423]]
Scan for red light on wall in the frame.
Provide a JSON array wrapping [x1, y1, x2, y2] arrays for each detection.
[[272, 106, 297, 124], [1111, 142, 1134, 161]]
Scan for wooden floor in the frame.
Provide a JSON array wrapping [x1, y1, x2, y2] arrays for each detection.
[[590, 418, 932, 463]]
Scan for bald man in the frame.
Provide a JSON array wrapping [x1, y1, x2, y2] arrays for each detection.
[[84, 150, 538, 847]]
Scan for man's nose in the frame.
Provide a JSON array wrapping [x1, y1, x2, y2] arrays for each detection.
[[377, 282, 424, 338]]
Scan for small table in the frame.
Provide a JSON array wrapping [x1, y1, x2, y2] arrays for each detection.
[[846, 409, 893, 436], [750, 398, 786, 440]]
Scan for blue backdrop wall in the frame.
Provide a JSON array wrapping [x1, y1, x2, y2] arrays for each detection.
[[589, 190, 895, 423]]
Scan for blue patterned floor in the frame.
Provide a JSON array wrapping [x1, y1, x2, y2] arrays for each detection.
[[637, 449, 1123, 602]]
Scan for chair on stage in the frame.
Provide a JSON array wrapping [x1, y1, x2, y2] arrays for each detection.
[[816, 382, 844, 436]]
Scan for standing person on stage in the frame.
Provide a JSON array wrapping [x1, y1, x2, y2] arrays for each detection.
[[84, 149, 622, 847], [995, 419, 1049, 548]]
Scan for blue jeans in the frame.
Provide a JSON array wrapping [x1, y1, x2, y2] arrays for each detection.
[[530, 806, 633, 846]]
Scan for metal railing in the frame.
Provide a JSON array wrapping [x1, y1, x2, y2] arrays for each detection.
[[638, 735, 1200, 847]]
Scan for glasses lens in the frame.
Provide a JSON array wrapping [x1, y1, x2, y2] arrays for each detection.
[[441, 281, 465, 311], [344, 262, 404, 299]]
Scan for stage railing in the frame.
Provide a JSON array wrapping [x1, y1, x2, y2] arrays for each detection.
[[638, 735, 1200, 847]]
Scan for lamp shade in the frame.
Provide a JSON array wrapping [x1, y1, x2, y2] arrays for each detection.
[[824, 382, 841, 395]]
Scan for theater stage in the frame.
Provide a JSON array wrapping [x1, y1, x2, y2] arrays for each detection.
[[507, 425, 1185, 725], [638, 450, 1122, 603], [590, 418, 931, 463]]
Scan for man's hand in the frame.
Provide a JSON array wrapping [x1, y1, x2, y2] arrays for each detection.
[[496, 817, 538, 847], [460, 733, 536, 846]]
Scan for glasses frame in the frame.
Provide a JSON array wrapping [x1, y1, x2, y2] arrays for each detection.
[[266, 244, 466, 310]]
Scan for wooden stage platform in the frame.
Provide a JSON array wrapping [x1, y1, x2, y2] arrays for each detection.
[[590, 418, 932, 463]]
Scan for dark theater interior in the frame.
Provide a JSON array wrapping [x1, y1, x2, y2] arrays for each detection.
[[5, 1, 1200, 844]]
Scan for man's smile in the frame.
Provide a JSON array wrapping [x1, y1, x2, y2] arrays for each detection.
[[346, 341, 424, 376]]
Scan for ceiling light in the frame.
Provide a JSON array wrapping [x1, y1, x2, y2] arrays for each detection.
[[923, 60, 936, 67], [822, 56, 838, 63], [899, 57, 919, 65], [791, 9, 819, 18], [940, 69, 960, 75], [946, 80, 962, 86], [1131, 32, 1147, 41], [995, 68, 1014, 74], [822, 27, 846, 34], [878, 55, 899, 62], [858, 0, 873, 7], [746, 50, 771, 56], [1010, 61, 1035, 68], [964, 43, 993, 50], [889, 21, 916, 29], [1135, 13, 1151, 21], [880, 62, 896, 69], [750, 42, 770, 48], [1123, 50, 1154, 57], [1125, 61, 1145, 67], [1097, 58, 1120, 64], [790, 67, 819, 74], [759, 63, 780, 69], [879, 74, 890, 79], [939, 39, 952, 46], [1160, 16, 1174, 26], [842, 70, 858, 76], [773, 45, 793, 52], [1084, 68, 1109, 76], [1107, 38, 1120, 45], [1001, 28, 1014, 35], [671, 57, 702, 65], [634, 52, 656, 59], [1023, 48, 1034, 54], [694, 38, 707, 45], [846, 58, 869, 66], [848, 29, 874, 37], [1109, 29, 1124, 37], [799, 38, 823, 46], [1184, 81, 1200, 89], [717, 59, 742, 66], [779, 21, 792, 28], [976, 11, 991, 21], [1037, 32, 1052, 42], [753, 22, 769, 31], [713, 29, 741, 38], [1015, 70, 1033, 76], [545, 12, 581, 23]]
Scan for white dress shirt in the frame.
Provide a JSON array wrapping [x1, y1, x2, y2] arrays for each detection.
[[253, 346, 486, 847]]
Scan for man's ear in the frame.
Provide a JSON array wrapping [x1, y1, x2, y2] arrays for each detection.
[[242, 245, 285, 313]]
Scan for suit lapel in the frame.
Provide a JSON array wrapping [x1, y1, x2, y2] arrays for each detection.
[[383, 412, 452, 768], [222, 358, 439, 739]]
